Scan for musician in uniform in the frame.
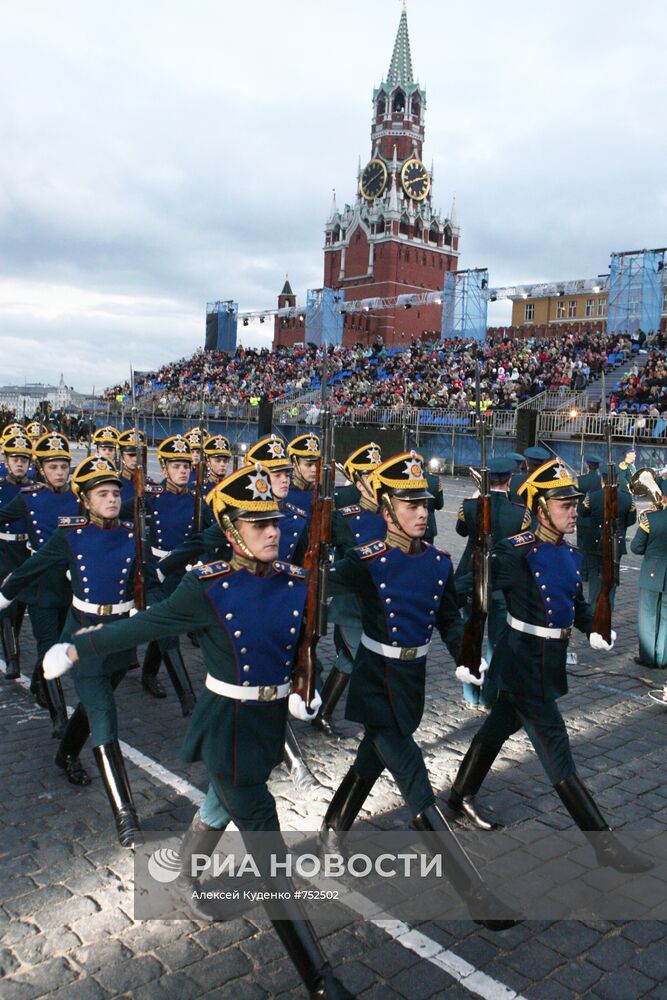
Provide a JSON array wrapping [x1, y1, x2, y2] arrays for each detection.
[[631, 480, 667, 668], [508, 446, 550, 502], [2, 457, 144, 845], [0, 431, 77, 734], [580, 471, 636, 611], [321, 451, 517, 930], [316, 442, 385, 737], [286, 432, 320, 512], [454, 455, 532, 708], [447, 459, 651, 873], [44, 465, 352, 1000], [0, 432, 33, 678]]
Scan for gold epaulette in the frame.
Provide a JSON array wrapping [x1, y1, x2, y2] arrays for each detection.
[[339, 504, 362, 517], [191, 560, 231, 579], [273, 560, 306, 579], [283, 501, 308, 519], [58, 515, 87, 527], [507, 531, 535, 547], [355, 540, 387, 559]]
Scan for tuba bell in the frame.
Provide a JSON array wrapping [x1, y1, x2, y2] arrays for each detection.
[[628, 468, 665, 510]]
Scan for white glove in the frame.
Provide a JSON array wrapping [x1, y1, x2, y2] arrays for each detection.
[[288, 690, 323, 721], [43, 643, 74, 680], [0, 592, 12, 612], [590, 630, 616, 651], [455, 658, 489, 687]]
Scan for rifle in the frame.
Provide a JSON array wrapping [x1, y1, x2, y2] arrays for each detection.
[[192, 389, 206, 532], [293, 349, 334, 710], [591, 379, 619, 643], [130, 367, 148, 611], [457, 362, 492, 678]]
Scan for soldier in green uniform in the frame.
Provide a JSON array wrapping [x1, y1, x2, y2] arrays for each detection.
[[447, 459, 651, 873], [618, 450, 637, 490], [45, 465, 352, 1000], [317, 442, 384, 736], [454, 456, 532, 709], [4, 457, 148, 844], [580, 473, 636, 610], [508, 446, 550, 502], [631, 487, 667, 668], [320, 452, 519, 930], [575, 453, 603, 585], [424, 467, 444, 544]]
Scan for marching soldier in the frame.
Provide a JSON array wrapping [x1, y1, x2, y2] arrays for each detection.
[[424, 466, 444, 544], [138, 434, 207, 714], [185, 426, 204, 485], [116, 429, 146, 503], [1, 457, 144, 845], [317, 442, 385, 737], [287, 432, 320, 512], [447, 459, 651, 874], [454, 455, 532, 708], [0, 431, 77, 734], [202, 433, 232, 488], [508, 445, 550, 502], [581, 472, 636, 611], [321, 451, 516, 930], [92, 426, 120, 462], [0, 433, 33, 677], [25, 420, 47, 443], [44, 465, 353, 1000], [631, 483, 667, 668], [0, 423, 27, 480], [575, 453, 603, 585]]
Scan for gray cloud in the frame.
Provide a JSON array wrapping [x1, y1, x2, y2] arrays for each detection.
[[1, 0, 665, 389]]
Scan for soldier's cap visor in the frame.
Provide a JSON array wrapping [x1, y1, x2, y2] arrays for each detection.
[[540, 485, 584, 501], [386, 487, 434, 501], [80, 472, 123, 492], [227, 507, 284, 523]]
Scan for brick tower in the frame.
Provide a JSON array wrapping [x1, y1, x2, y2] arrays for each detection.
[[274, 2, 459, 349]]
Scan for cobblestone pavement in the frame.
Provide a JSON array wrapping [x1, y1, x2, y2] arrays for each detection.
[[2, 472, 667, 999]]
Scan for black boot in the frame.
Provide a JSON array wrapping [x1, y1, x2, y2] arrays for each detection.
[[1, 615, 20, 679], [55, 704, 91, 786], [449, 738, 502, 831], [554, 773, 653, 873], [42, 675, 69, 738], [31, 660, 47, 707], [163, 649, 196, 716], [177, 810, 227, 921], [414, 803, 519, 931], [284, 723, 323, 794], [141, 641, 166, 698], [272, 917, 354, 999], [311, 668, 349, 739], [320, 767, 376, 854], [93, 741, 141, 848]]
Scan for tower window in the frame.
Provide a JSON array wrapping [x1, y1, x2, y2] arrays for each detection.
[[392, 90, 405, 113], [411, 96, 421, 119], [399, 215, 410, 238], [377, 96, 386, 116], [444, 225, 452, 246]]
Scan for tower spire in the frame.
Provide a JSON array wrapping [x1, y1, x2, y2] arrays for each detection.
[[387, 2, 414, 87]]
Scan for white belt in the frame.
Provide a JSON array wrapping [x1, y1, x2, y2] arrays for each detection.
[[0, 532, 27, 542], [72, 596, 135, 617], [205, 673, 291, 702], [361, 633, 431, 661], [151, 546, 171, 559], [507, 614, 571, 641]]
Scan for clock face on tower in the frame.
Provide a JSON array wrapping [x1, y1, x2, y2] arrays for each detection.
[[360, 158, 388, 200], [400, 158, 430, 201]]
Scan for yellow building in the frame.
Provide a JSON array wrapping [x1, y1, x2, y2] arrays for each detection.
[[510, 283, 667, 327]]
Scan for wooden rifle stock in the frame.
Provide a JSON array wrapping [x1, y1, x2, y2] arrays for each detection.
[[193, 460, 204, 533], [458, 487, 492, 678]]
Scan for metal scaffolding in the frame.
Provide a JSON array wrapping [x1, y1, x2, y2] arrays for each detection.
[[607, 248, 666, 335], [305, 287, 345, 346], [441, 268, 489, 341], [205, 301, 238, 352]]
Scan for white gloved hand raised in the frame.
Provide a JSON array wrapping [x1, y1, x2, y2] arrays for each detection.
[[0, 592, 12, 612], [455, 658, 489, 687], [43, 643, 75, 680], [589, 630, 616, 651], [288, 690, 323, 721]]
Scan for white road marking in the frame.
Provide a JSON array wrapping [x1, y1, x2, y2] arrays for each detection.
[[6, 668, 526, 1000]]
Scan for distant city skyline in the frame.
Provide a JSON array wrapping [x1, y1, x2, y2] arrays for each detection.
[[1, 0, 665, 391]]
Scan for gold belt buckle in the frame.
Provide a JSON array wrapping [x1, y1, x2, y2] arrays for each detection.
[[97, 604, 114, 616], [258, 685, 278, 701], [400, 647, 418, 661]]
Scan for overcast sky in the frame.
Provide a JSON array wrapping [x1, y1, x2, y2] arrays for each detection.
[[1, 0, 665, 392]]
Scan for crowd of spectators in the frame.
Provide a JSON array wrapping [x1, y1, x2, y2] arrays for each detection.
[[610, 333, 667, 414], [102, 327, 648, 418]]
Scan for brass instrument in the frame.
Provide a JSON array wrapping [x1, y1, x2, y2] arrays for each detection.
[[628, 468, 665, 510], [468, 466, 482, 492]]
